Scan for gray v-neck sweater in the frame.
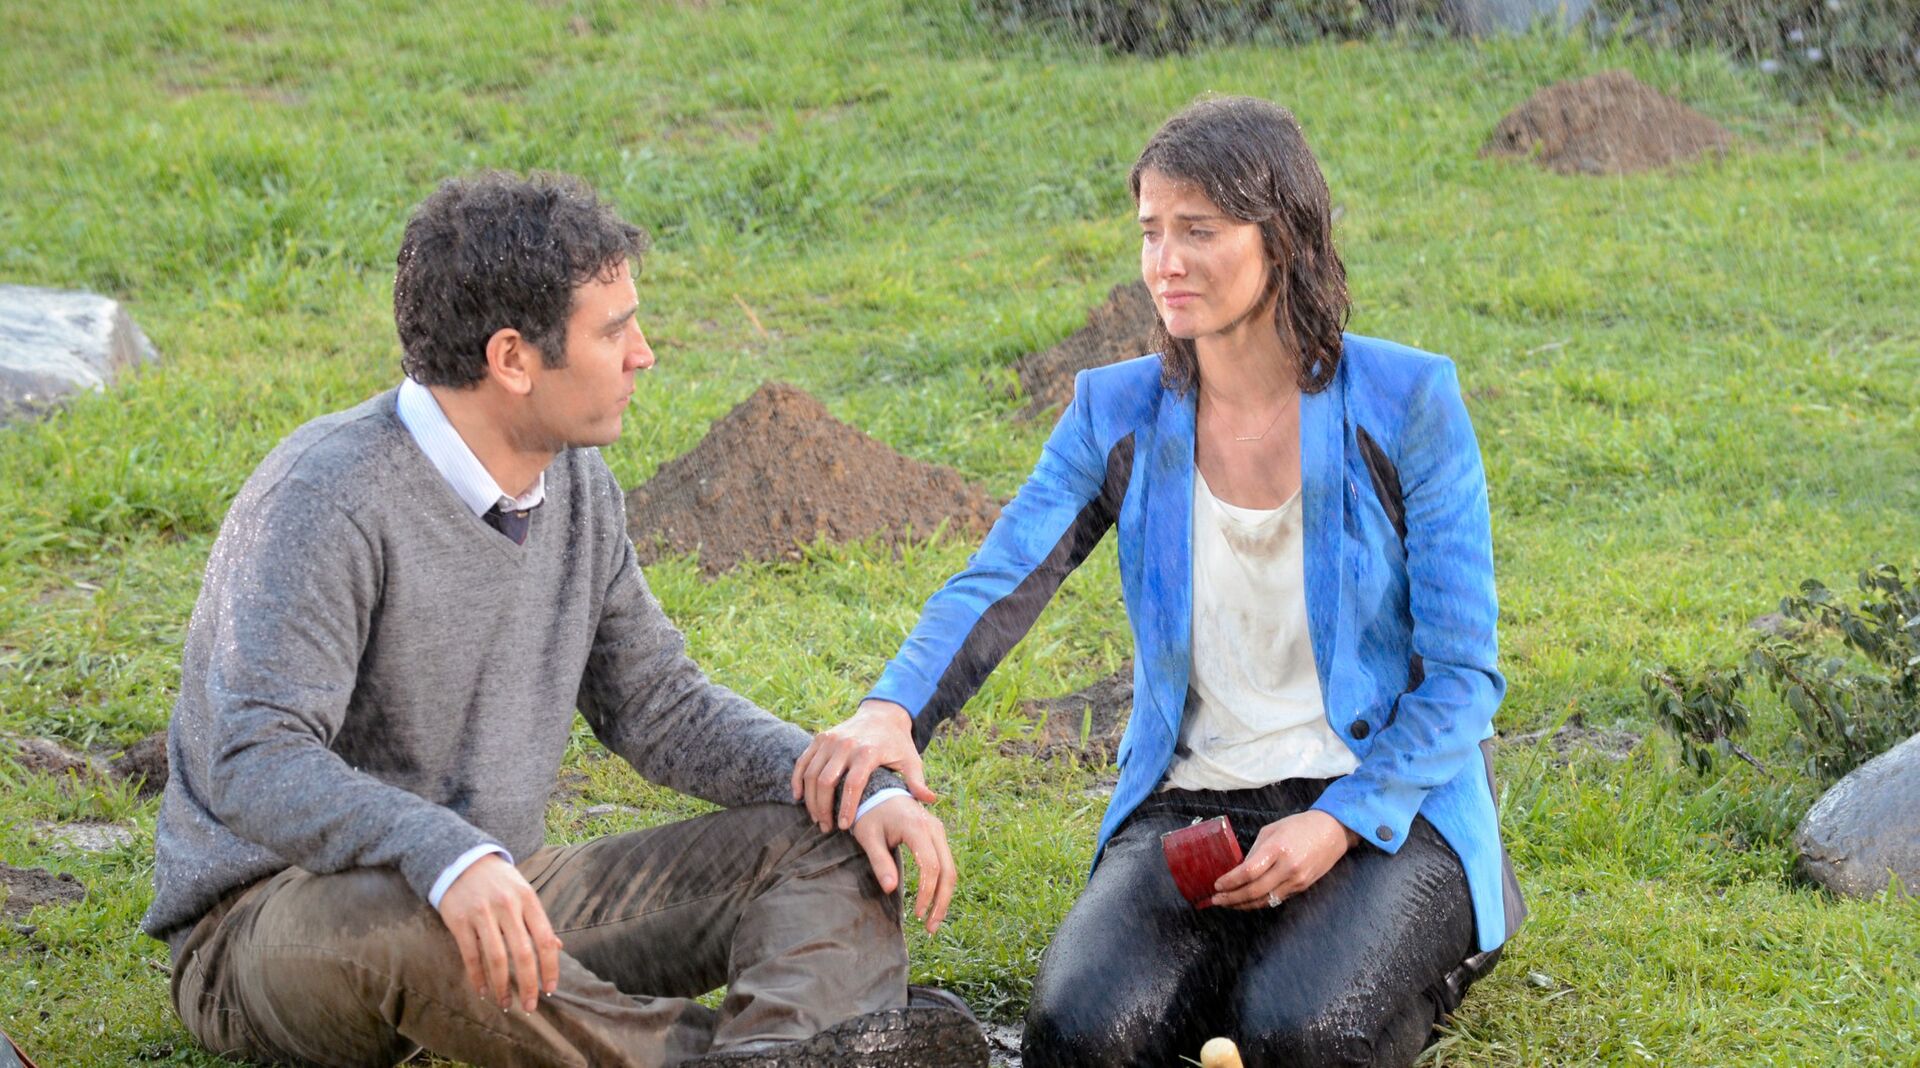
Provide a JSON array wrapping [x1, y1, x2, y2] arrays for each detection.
[[143, 390, 877, 941]]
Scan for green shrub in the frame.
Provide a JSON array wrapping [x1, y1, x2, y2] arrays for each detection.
[[968, 0, 1918, 99], [1646, 563, 1920, 784], [964, 0, 1453, 57], [1599, 0, 1920, 98]]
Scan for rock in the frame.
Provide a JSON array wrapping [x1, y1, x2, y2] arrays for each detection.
[[580, 803, 642, 820], [0, 284, 159, 424], [1481, 70, 1732, 176], [0, 863, 86, 917], [32, 820, 135, 854], [1004, 667, 1133, 765], [108, 729, 169, 798], [1795, 732, 1920, 899]]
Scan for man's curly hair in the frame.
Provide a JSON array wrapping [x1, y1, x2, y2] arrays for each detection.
[[394, 171, 649, 388]]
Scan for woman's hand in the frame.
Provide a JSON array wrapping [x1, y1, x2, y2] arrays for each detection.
[[1210, 810, 1359, 910], [792, 699, 935, 832]]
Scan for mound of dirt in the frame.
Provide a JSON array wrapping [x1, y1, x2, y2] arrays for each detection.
[[5, 735, 99, 779], [1482, 70, 1732, 175], [1004, 666, 1134, 765], [0, 863, 85, 918], [109, 730, 168, 799], [109, 729, 170, 795], [1012, 281, 1158, 419], [626, 382, 1000, 574]]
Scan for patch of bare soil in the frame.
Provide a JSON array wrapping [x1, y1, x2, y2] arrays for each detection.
[[626, 382, 999, 574], [0, 863, 85, 918], [1482, 70, 1732, 175], [1002, 666, 1134, 766], [1500, 721, 1643, 765], [6, 731, 169, 797], [984, 1022, 1022, 1067], [1011, 281, 1158, 419], [109, 730, 168, 799]]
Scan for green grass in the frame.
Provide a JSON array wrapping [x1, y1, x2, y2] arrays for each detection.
[[3, 1, 1918, 1063]]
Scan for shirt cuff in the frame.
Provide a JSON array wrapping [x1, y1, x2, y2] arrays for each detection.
[[429, 844, 513, 909], [853, 787, 909, 824]]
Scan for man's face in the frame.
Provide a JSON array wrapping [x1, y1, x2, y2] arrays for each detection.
[[522, 259, 654, 449]]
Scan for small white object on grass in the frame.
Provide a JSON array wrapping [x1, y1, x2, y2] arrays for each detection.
[[1200, 1036, 1244, 1068]]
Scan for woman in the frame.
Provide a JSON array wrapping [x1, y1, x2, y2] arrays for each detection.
[[794, 96, 1523, 1067]]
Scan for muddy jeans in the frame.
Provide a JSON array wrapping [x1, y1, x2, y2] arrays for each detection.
[[168, 803, 907, 1068], [1023, 779, 1479, 1068]]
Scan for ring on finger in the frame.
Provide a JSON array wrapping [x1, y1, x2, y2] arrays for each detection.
[[1265, 890, 1282, 908]]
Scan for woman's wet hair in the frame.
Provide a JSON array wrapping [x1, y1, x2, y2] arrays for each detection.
[[394, 170, 648, 388], [1129, 96, 1349, 395]]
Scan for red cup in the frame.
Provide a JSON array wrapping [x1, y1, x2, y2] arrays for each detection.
[[1160, 815, 1243, 908]]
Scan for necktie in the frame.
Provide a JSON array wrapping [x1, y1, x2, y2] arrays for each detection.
[[483, 503, 533, 545]]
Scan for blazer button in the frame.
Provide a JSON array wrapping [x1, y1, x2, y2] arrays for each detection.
[[1375, 825, 1394, 843], [1349, 720, 1370, 740]]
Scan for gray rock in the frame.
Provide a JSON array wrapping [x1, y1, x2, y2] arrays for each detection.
[[1442, 0, 1592, 35], [1795, 731, 1920, 899], [0, 284, 158, 424], [31, 820, 136, 854]]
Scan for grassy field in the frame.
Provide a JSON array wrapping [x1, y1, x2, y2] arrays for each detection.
[[3, 1, 1918, 1064]]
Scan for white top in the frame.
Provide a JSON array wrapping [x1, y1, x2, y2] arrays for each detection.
[[1162, 469, 1359, 792]]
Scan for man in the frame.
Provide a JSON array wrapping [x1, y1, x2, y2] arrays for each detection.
[[142, 171, 984, 1068]]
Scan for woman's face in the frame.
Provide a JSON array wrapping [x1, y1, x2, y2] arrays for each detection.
[[1137, 168, 1274, 343]]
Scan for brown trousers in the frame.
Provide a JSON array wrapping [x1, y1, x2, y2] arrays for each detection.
[[170, 803, 908, 1068]]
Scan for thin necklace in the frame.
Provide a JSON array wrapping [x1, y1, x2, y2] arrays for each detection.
[[1230, 391, 1299, 442]]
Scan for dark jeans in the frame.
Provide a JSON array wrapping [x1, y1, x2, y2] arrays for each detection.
[[1023, 779, 1479, 1068]]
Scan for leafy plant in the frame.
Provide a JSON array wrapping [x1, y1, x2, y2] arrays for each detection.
[[963, 0, 1453, 57], [1643, 664, 1759, 775], [1599, 0, 1920, 99], [1646, 563, 1920, 782]]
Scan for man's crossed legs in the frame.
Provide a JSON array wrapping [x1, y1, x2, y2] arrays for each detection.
[[171, 803, 916, 1067]]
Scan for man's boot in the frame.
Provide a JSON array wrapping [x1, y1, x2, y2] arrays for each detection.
[[685, 999, 987, 1068]]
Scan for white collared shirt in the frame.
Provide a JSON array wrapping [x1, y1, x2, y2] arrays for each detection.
[[396, 377, 545, 518]]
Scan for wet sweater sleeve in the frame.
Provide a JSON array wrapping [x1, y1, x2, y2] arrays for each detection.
[[1313, 358, 1505, 852], [578, 466, 902, 808], [201, 480, 500, 902], [868, 373, 1129, 750]]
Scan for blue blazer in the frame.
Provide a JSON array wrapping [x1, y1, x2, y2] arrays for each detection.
[[870, 334, 1522, 953]]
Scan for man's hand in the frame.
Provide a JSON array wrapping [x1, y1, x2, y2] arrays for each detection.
[[1209, 810, 1359, 910], [437, 854, 563, 1012], [792, 699, 935, 832], [850, 795, 957, 935]]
